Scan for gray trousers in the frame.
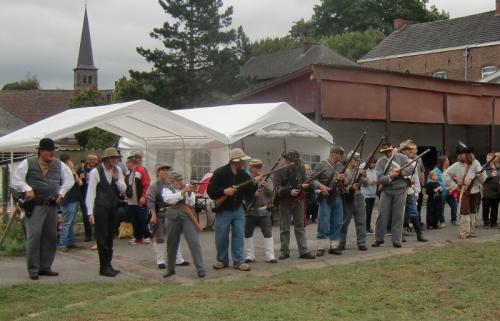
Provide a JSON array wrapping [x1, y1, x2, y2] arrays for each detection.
[[340, 194, 367, 247], [166, 215, 204, 273], [25, 205, 57, 275], [375, 191, 406, 243], [279, 201, 309, 256]]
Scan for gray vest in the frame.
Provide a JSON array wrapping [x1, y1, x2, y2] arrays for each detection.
[[165, 185, 187, 219], [95, 165, 120, 209], [26, 157, 61, 201]]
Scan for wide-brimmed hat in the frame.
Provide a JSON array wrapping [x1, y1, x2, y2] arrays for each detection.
[[456, 141, 473, 154], [347, 151, 360, 160], [101, 147, 121, 160], [155, 163, 171, 172], [130, 150, 143, 159], [379, 142, 395, 154], [330, 144, 345, 155], [229, 148, 251, 162], [249, 158, 263, 167], [37, 138, 57, 151], [282, 150, 300, 161], [399, 139, 417, 152], [169, 171, 184, 181]]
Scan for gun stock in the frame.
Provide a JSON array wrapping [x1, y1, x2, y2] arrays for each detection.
[[177, 203, 204, 232], [460, 155, 497, 214]]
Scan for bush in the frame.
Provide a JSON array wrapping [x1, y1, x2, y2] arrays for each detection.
[[0, 213, 26, 256]]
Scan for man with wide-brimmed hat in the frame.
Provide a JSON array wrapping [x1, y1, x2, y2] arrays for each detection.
[[207, 148, 262, 271], [12, 138, 75, 280], [310, 145, 345, 256], [86, 147, 127, 277], [398, 140, 427, 243], [372, 142, 413, 248], [146, 163, 187, 269], [162, 171, 206, 278], [274, 150, 315, 260], [443, 142, 487, 239], [337, 151, 368, 252], [244, 159, 277, 264]]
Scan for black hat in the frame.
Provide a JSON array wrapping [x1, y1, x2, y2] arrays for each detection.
[[282, 150, 300, 161], [37, 138, 57, 151], [456, 141, 473, 154]]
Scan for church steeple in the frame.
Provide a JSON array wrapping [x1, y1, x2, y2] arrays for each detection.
[[74, 6, 98, 90]]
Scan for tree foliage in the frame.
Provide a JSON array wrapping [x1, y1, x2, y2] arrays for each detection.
[[68, 86, 119, 150], [292, 0, 449, 39], [319, 28, 386, 61], [248, 36, 300, 56], [113, 77, 148, 103], [131, 0, 249, 108], [2, 74, 40, 90]]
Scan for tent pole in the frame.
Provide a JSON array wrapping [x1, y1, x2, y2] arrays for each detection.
[[181, 136, 187, 179], [283, 138, 287, 153]]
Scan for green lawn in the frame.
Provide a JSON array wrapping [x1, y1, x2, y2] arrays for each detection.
[[2, 242, 500, 321]]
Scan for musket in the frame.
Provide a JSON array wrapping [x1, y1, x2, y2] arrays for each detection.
[[376, 153, 396, 196], [292, 168, 327, 201], [459, 155, 497, 214], [213, 162, 295, 210], [399, 149, 431, 172], [247, 155, 283, 211], [349, 135, 386, 194]]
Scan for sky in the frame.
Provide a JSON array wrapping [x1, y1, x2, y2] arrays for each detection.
[[0, 0, 495, 90]]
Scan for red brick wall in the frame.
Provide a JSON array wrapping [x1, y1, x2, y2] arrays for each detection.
[[359, 44, 500, 81]]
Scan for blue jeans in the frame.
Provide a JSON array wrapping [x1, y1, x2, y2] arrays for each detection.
[[59, 201, 79, 247], [214, 206, 245, 266], [406, 194, 419, 218], [317, 196, 343, 241], [445, 195, 457, 222]]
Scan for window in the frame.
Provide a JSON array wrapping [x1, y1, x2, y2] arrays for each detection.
[[156, 150, 175, 168], [82, 75, 87, 84], [191, 151, 211, 180], [301, 154, 321, 170], [432, 71, 447, 79], [88, 75, 92, 84], [481, 66, 497, 79]]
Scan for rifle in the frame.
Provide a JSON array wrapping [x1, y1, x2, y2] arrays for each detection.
[[376, 153, 396, 196], [459, 155, 497, 214], [247, 155, 283, 211], [213, 163, 294, 210], [292, 168, 327, 201], [177, 203, 204, 232], [349, 135, 386, 194]]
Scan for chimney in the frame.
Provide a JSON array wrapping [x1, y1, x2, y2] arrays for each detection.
[[393, 18, 409, 30], [497, 0, 500, 16]]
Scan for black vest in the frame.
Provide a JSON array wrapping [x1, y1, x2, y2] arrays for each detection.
[[26, 157, 62, 201], [95, 165, 120, 209]]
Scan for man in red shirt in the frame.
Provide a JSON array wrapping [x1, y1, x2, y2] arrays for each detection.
[[127, 151, 151, 244]]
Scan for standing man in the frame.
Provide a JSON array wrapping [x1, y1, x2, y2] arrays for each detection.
[[244, 159, 277, 264], [372, 143, 413, 248], [481, 153, 499, 229], [162, 172, 206, 278], [147, 163, 187, 269], [207, 148, 261, 271], [361, 160, 377, 234], [11, 138, 74, 280], [125, 156, 150, 244], [77, 154, 98, 242], [86, 147, 127, 277], [310, 146, 345, 256], [274, 150, 315, 260], [129, 151, 151, 241], [443, 142, 487, 239], [398, 140, 427, 243], [337, 151, 368, 251]]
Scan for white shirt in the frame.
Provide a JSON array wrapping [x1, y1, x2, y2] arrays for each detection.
[[85, 163, 127, 215], [11, 158, 75, 197], [162, 186, 195, 206]]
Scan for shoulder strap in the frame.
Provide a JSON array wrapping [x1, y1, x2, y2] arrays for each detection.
[[461, 164, 471, 187]]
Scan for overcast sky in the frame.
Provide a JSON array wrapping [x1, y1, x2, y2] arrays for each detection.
[[0, 0, 495, 89]]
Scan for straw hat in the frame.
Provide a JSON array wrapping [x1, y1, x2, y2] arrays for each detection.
[[229, 148, 251, 162], [379, 142, 395, 154], [399, 139, 417, 152], [101, 147, 121, 160], [346, 151, 360, 160], [249, 158, 263, 167]]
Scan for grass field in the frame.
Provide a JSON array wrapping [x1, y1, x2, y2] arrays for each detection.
[[1, 241, 500, 321]]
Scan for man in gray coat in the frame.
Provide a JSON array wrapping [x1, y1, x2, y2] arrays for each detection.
[[11, 138, 74, 280], [372, 143, 413, 248]]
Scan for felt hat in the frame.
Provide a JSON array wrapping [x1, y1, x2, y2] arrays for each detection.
[[130, 150, 143, 159], [399, 139, 417, 152], [155, 163, 171, 172], [249, 158, 264, 167], [456, 141, 473, 154], [101, 147, 121, 160], [282, 150, 300, 161], [330, 144, 345, 155], [169, 171, 184, 180], [379, 142, 395, 154], [229, 148, 251, 162], [37, 138, 57, 151]]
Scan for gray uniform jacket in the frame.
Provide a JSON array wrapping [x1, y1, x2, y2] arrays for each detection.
[[344, 166, 365, 195], [376, 153, 413, 194], [146, 179, 171, 214], [245, 178, 274, 216], [311, 160, 344, 190]]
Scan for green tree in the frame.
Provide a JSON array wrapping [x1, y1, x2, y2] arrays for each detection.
[[2, 74, 40, 90], [248, 36, 300, 56], [68, 86, 119, 149], [319, 28, 386, 61], [131, 0, 248, 108], [112, 76, 148, 103], [292, 0, 449, 38]]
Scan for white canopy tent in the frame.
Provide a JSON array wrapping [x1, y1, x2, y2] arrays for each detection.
[[119, 102, 334, 179], [0, 100, 334, 179]]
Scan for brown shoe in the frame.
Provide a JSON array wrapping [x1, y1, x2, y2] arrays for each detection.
[[213, 261, 226, 270], [234, 263, 251, 271]]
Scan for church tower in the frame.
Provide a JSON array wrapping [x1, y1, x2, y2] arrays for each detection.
[[74, 6, 98, 90]]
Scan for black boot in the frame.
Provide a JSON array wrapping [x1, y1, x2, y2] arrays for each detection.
[[412, 217, 428, 242], [99, 266, 117, 277]]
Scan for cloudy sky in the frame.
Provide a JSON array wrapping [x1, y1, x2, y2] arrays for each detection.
[[0, 0, 494, 89]]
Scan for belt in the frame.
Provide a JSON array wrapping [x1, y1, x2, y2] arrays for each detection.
[[34, 199, 57, 206]]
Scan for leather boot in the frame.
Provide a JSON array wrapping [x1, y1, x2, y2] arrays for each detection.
[[411, 217, 428, 242]]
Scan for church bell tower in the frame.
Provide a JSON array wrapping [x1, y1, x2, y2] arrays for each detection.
[[74, 6, 98, 90]]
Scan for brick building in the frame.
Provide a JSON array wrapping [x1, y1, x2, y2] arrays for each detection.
[[359, 2, 500, 82]]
